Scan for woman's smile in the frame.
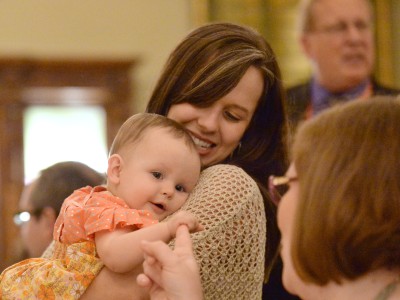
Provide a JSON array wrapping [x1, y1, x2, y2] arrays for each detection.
[[188, 132, 215, 156]]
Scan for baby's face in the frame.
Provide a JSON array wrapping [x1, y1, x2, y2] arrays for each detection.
[[112, 127, 200, 220]]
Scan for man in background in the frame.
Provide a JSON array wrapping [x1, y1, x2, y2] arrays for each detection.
[[287, 0, 399, 132], [13, 161, 105, 260]]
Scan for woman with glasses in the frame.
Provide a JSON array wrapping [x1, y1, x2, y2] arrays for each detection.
[[276, 96, 400, 300]]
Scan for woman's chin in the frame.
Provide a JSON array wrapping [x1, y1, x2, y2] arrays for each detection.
[[281, 264, 301, 297]]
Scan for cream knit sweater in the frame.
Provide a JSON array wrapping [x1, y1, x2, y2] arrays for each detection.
[[174, 164, 266, 299]]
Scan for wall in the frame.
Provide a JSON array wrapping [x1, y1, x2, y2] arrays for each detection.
[[391, 1, 400, 86], [0, 0, 193, 112]]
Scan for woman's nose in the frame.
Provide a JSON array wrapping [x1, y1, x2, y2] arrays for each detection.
[[197, 108, 218, 132]]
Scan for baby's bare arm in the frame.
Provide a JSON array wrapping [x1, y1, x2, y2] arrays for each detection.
[[95, 211, 202, 273], [82, 211, 202, 299]]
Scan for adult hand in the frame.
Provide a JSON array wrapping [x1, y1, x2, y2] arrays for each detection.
[[136, 225, 203, 300]]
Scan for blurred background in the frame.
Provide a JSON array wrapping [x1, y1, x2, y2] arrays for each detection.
[[0, 0, 399, 270]]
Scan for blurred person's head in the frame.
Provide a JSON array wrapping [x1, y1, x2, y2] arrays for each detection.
[[298, 0, 374, 92], [277, 96, 400, 298], [17, 161, 105, 257]]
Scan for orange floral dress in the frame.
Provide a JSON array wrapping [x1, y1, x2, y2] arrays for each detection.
[[0, 186, 157, 300]]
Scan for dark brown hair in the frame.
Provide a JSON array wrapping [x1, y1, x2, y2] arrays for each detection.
[[30, 161, 105, 215], [146, 22, 289, 276]]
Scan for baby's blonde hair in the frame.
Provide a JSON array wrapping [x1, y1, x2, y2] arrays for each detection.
[[109, 113, 196, 157]]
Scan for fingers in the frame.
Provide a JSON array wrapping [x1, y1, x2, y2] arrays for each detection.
[[169, 211, 203, 234], [174, 225, 194, 252], [136, 273, 152, 288], [196, 223, 204, 232], [141, 240, 175, 267], [142, 256, 163, 287], [138, 226, 202, 299], [144, 253, 156, 265], [140, 241, 170, 286], [186, 218, 204, 233]]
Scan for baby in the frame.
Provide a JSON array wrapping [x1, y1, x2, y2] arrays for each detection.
[[0, 113, 202, 299]]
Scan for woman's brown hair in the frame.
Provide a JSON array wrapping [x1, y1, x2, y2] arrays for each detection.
[[291, 96, 400, 284]]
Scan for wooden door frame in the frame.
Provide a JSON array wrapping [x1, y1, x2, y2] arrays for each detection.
[[0, 57, 136, 270]]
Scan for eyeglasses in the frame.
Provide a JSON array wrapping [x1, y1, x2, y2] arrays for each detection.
[[13, 208, 43, 226], [313, 20, 371, 37], [268, 175, 298, 205]]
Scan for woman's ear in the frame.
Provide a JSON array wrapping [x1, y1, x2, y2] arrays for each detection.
[[39, 207, 58, 240], [41, 207, 57, 226], [107, 154, 123, 185]]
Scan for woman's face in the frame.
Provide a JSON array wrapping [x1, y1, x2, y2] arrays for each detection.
[[277, 163, 302, 295], [167, 66, 263, 167]]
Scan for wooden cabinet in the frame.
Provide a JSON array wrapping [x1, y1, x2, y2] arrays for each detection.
[[0, 57, 136, 270]]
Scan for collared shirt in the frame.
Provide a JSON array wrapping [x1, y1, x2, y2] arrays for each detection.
[[310, 78, 371, 116]]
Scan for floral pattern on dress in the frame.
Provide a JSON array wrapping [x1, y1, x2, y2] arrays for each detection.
[[1, 241, 102, 300], [0, 186, 158, 299]]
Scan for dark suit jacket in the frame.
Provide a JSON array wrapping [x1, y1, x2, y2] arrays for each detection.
[[286, 79, 400, 133]]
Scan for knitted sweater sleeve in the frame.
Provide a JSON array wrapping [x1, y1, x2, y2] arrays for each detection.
[[170, 164, 266, 300]]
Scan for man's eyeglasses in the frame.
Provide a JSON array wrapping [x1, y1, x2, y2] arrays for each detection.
[[313, 20, 371, 37], [268, 176, 298, 206], [13, 208, 43, 226]]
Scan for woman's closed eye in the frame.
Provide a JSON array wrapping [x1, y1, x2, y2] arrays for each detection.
[[224, 111, 242, 122]]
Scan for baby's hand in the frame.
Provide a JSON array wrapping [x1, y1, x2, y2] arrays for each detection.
[[167, 211, 203, 238]]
